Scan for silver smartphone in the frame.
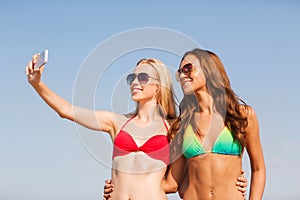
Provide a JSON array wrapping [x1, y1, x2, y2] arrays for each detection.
[[35, 49, 48, 70]]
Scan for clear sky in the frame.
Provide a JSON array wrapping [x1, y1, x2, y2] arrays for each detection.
[[1, 0, 300, 199]]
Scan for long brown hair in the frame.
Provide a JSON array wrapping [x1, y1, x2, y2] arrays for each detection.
[[169, 49, 248, 158]]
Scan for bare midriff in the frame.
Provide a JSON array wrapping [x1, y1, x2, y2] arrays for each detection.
[[183, 153, 244, 200], [110, 153, 167, 200]]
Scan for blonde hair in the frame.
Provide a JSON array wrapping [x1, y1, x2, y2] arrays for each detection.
[[132, 58, 177, 120]]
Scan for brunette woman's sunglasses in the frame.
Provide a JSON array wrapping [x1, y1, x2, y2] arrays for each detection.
[[176, 63, 194, 81], [177, 63, 193, 75], [126, 73, 159, 85]]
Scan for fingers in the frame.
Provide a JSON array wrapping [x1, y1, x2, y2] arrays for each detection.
[[103, 187, 113, 200], [102, 179, 114, 200], [236, 181, 247, 188], [236, 176, 247, 187], [237, 185, 247, 197], [103, 193, 111, 200], [103, 184, 113, 190], [27, 60, 33, 74], [36, 65, 44, 74], [240, 188, 246, 198], [25, 65, 29, 76], [26, 53, 39, 74], [236, 184, 247, 192], [31, 53, 39, 72], [105, 179, 112, 184], [104, 187, 114, 193], [103, 185, 114, 196], [32, 53, 40, 65], [238, 175, 247, 183], [236, 177, 247, 197], [25, 53, 46, 82], [103, 179, 114, 190]]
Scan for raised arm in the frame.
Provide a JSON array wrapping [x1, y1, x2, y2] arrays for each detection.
[[26, 54, 117, 138], [244, 106, 266, 200]]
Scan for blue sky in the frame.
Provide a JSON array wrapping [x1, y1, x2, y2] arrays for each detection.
[[1, 0, 300, 199]]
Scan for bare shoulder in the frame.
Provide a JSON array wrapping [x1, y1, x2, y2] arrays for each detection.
[[94, 111, 131, 138], [113, 113, 132, 127], [95, 111, 129, 124], [239, 105, 256, 118], [238, 105, 256, 121], [239, 105, 259, 134]]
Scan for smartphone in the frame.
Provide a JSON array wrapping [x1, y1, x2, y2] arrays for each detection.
[[35, 49, 48, 70]]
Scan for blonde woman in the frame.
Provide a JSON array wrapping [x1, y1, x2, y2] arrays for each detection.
[[26, 55, 176, 200]]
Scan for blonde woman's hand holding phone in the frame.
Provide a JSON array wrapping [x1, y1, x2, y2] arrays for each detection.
[[26, 50, 48, 87]]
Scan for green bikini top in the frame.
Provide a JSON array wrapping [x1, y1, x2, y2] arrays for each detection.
[[182, 124, 242, 159]]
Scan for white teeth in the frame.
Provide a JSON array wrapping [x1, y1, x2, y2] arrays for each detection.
[[132, 88, 142, 94], [183, 81, 191, 86], [132, 88, 142, 91]]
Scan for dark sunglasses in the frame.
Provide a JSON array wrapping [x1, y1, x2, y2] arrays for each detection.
[[176, 63, 194, 81], [126, 73, 159, 85], [177, 63, 193, 75]]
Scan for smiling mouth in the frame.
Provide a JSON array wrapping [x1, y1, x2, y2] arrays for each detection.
[[131, 88, 143, 95], [182, 79, 192, 86]]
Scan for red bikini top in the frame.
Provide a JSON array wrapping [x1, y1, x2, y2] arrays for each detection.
[[112, 116, 170, 165]]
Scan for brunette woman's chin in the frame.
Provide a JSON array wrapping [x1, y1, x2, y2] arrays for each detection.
[[181, 82, 195, 95]]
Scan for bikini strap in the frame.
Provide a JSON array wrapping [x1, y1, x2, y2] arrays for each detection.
[[161, 117, 169, 131], [121, 115, 168, 131], [120, 115, 136, 130]]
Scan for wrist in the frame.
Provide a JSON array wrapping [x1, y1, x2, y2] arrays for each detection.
[[31, 80, 43, 89]]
